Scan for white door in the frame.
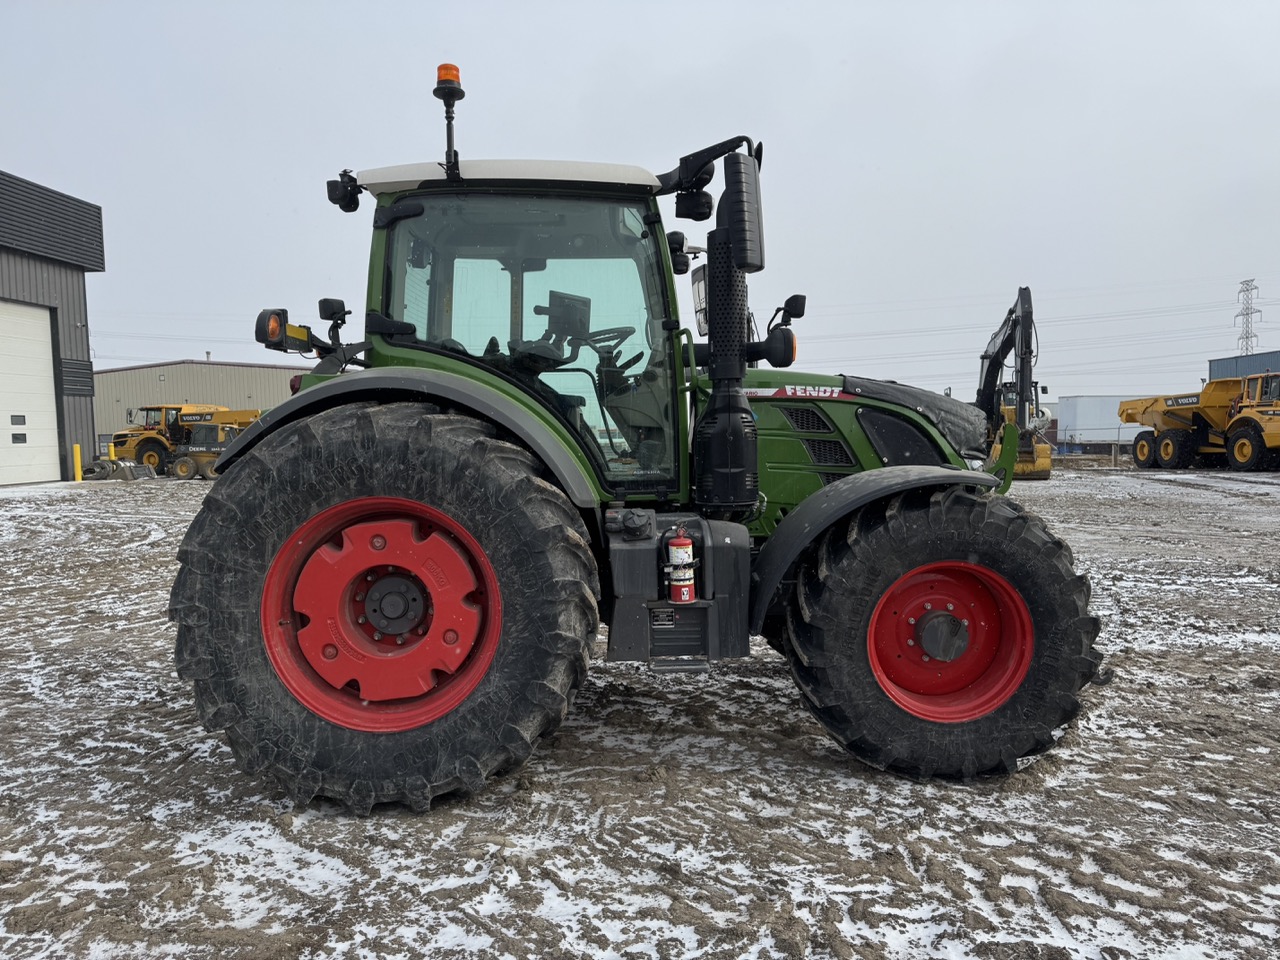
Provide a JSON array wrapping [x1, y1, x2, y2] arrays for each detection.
[[0, 299, 61, 485]]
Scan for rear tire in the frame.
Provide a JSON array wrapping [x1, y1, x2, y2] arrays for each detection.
[[785, 486, 1099, 778], [169, 403, 599, 812], [1155, 429, 1193, 469], [171, 457, 197, 480], [1132, 430, 1157, 468], [1227, 423, 1267, 471], [196, 459, 218, 480]]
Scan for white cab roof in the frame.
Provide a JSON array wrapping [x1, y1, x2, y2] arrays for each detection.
[[357, 159, 661, 196]]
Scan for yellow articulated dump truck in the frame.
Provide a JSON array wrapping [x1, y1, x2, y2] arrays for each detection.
[[1118, 372, 1280, 471], [112, 404, 260, 475]]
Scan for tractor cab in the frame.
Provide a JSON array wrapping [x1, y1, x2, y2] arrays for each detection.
[[369, 179, 680, 491]]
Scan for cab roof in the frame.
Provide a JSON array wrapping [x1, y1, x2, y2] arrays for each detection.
[[357, 159, 662, 197]]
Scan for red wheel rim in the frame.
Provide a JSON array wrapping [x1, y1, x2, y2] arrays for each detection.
[[867, 561, 1033, 722], [261, 497, 501, 732]]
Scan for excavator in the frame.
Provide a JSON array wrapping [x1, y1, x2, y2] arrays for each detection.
[[974, 287, 1053, 479]]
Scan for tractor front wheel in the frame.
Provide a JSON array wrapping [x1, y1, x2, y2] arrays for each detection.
[[786, 486, 1099, 778], [170, 457, 197, 480], [169, 403, 599, 812]]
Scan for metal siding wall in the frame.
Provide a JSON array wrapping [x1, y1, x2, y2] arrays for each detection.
[[0, 248, 96, 479], [1208, 351, 1280, 381], [93, 362, 305, 437], [0, 171, 105, 272]]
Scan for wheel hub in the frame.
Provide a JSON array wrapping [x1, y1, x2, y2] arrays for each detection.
[[363, 573, 428, 637], [867, 561, 1035, 723], [916, 610, 970, 662], [260, 498, 502, 732]]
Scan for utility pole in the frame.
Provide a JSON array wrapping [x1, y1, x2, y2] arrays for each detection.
[[1235, 279, 1260, 355]]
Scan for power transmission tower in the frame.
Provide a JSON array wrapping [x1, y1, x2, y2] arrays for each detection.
[[1235, 279, 1260, 355]]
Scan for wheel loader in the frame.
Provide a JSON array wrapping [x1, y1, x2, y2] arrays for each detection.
[[112, 405, 259, 474], [169, 65, 1101, 813]]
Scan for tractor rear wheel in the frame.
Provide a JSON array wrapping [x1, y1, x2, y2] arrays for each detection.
[[169, 403, 599, 812], [1155, 429, 1194, 469], [171, 457, 197, 480], [785, 486, 1099, 779], [196, 459, 218, 480], [1132, 430, 1157, 468], [1227, 423, 1267, 471]]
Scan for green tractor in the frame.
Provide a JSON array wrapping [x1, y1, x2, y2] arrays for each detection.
[[170, 66, 1100, 813]]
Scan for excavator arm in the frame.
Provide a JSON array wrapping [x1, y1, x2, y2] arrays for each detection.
[[975, 286, 1036, 433]]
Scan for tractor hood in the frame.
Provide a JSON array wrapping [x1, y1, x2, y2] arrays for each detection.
[[842, 375, 989, 460]]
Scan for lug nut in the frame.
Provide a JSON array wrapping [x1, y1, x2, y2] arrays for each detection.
[[355, 592, 365, 602], [444, 629, 459, 645], [357, 615, 367, 624], [371, 535, 386, 550], [924, 602, 932, 610], [397, 635, 407, 645], [907, 617, 916, 625], [946, 603, 954, 611], [373, 631, 382, 641], [322, 644, 338, 660]]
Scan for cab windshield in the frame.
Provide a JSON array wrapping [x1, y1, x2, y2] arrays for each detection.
[[384, 192, 678, 490]]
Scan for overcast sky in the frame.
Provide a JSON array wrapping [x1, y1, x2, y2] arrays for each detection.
[[6, 1, 1279, 410]]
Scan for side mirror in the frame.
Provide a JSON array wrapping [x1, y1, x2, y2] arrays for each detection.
[[783, 294, 806, 320], [318, 298, 349, 323], [126, 408, 135, 424], [720, 151, 764, 273], [691, 264, 709, 337]]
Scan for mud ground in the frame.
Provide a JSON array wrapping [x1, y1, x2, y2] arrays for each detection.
[[0, 464, 1277, 959]]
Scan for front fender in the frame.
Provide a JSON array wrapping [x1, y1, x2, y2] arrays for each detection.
[[215, 368, 602, 509], [749, 465, 999, 633]]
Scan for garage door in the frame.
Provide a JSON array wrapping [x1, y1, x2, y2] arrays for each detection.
[[0, 299, 61, 485]]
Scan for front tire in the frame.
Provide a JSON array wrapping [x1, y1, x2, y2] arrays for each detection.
[[136, 440, 168, 475], [169, 403, 599, 812], [1227, 423, 1267, 471], [786, 486, 1100, 778]]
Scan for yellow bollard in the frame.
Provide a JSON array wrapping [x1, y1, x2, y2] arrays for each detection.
[[74, 443, 83, 482], [108, 442, 116, 460]]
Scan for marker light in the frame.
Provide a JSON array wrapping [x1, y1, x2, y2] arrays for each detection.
[[437, 63, 460, 85]]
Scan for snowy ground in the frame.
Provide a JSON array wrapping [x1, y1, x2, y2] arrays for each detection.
[[0, 466, 1277, 959]]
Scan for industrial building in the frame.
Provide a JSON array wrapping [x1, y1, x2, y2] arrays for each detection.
[[92, 360, 307, 454], [0, 171, 103, 485], [1209, 349, 1280, 381]]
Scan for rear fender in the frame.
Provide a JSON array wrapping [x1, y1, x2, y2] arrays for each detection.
[[215, 368, 601, 508], [749, 465, 999, 633]]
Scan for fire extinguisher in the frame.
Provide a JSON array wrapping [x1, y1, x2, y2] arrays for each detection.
[[667, 530, 696, 604]]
